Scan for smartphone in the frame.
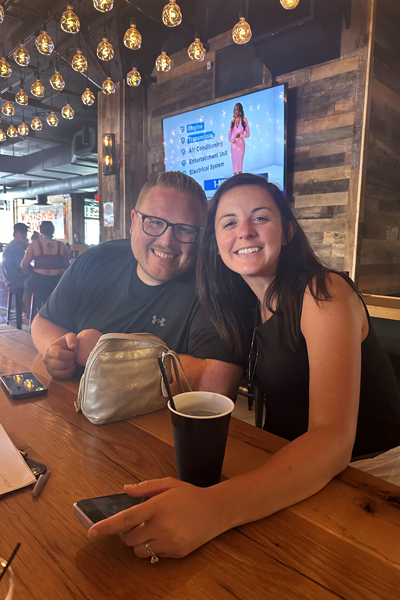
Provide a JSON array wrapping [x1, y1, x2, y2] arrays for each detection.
[[73, 493, 148, 529], [1, 372, 48, 399]]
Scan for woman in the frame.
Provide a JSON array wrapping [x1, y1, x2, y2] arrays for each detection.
[[87, 174, 400, 560], [21, 220, 70, 306], [228, 103, 250, 175]]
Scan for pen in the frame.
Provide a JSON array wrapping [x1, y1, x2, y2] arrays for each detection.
[[32, 471, 51, 498]]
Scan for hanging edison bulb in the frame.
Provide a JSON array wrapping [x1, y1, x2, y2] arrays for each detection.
[[72, 48, 87, 72], [162, 0, 182, 27], [188, 37, 206, 61], [61, 5, 80, 34], [280, 0, 300, 8], [123, 19, 142, 50], [97, 37, 114, 61], [0, 4, 4, 23], [31, 76, 45, 98], [18, 121, 29, 136], [50, 70, 65, 91], [7, 124, 18, 138], [15, 88, 28, 106], [2, 101, 15, 116], [61, 102, 74, 119], [93, 0, 114, 12], [31, 116, 43, 131], [127, 66, 141, 87], [46, 111, 59, 127], [13, 41, 30, 66], [82, 87, 95, 106], [155, 51, 172, 73], [232, 16, 252, 44], [102, 77, 116, 95], [0, 129, 6, 141], [0, 56, 12, 77], [35, 28, 54, 55]]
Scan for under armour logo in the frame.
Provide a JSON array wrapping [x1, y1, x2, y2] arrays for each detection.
[[152, 315, 166, 327]]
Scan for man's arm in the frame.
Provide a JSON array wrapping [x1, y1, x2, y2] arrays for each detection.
[[173, 356, 242, 398], [31, 314, 70, 355]]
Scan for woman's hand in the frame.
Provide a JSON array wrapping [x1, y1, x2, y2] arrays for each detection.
[[88, 478, 226, 559]]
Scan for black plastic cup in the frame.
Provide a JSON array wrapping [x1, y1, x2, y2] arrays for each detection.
[[168, 391, 235, 487]]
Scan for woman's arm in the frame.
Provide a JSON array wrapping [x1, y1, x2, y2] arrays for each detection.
[[60, 242, 70, 269], [89, 274, 364, 558], [20, 242, 36, 274], [228, 125, 235, 143], [242, 118, 250, 138]]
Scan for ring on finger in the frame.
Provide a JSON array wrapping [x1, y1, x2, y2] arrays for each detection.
[[144, 541, 159, 564]]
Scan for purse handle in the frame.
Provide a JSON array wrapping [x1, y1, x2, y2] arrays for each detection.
[[161, 351, 192, 396]]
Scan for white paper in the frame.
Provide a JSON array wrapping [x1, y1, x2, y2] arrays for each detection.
[[0, 424, 36, 495]]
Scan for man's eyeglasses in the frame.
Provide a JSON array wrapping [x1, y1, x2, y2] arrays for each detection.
[[136, 211, 201, 244], [247, 328, 258, 388]]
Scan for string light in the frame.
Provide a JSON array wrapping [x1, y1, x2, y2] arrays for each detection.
[[162, 0, 182, 27], [18, 121, 29, 136], [102, 77, 116, 95], [15, 87, 28, 105], [232, 16, 252, 44], [93, 0, 114, 12], [7, 124, 18, 138], [280, 0, 300, 8], [0, 56, 12, 77], [31, 116, 43, 131], [2, 100, 15, 116], [188, 36, 206, 61], [13, 40, 30, 66], [155, 50, 172, 72], [0, 4, 4, 23], [61, 5, 80, 34], [127, 66, 141, 87], [62, 102, 74, 119], [82, 87, 95, 106], [46, 111, 59, 127], [72, 48, 87, 72], [35, 28, 54, 55], [31, 75, 45, 98], [123, 19, 142, 50], [50, 70, 65, 91], [97, 36, 114, 61], [0, 129, 6, 141]]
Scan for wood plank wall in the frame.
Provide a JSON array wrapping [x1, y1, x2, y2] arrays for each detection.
[[147, 0, 372, 276], [357, 0, 400, 295]]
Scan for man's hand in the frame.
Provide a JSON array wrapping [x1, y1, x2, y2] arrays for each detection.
[[42, 332, 79, 379], [76, 329, 102, 366]]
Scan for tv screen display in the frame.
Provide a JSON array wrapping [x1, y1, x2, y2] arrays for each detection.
[[162, 83, 286, 199]]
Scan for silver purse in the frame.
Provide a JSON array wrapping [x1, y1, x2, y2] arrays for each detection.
[[75, 332, 191, 425]]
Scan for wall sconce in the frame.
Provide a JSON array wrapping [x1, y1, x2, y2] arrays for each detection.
[[102, 133, 116, 175]]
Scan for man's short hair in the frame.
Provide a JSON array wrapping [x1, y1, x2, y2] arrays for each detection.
[[13, 223, 28, 235], [136, 171, 207, 213]]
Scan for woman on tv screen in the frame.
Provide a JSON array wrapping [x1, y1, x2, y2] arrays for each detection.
[[228, 103, 250, 175]]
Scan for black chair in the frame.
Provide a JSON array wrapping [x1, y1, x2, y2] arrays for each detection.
[[370, 317, 400, 390], [6, 287, 23, 330]]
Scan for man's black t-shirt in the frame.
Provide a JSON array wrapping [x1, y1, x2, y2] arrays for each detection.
[[39, 239, 244, 365]]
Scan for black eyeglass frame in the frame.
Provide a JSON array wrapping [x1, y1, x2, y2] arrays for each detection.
[[136, 211, 202, 244]]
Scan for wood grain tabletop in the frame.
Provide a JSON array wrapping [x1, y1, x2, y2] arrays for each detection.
[[1, 325, 400, 600]]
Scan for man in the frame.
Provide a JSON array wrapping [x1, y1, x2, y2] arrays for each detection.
[[2, 222, 29, 291], [32, 172, 247, 396]]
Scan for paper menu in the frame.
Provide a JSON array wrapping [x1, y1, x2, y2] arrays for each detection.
[[0, 423, 36, 496]]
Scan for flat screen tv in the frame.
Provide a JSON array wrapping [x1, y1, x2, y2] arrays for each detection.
[[162, 83, 287, 200]]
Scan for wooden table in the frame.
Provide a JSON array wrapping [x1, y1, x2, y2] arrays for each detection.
[[1, 325, 400, 600]]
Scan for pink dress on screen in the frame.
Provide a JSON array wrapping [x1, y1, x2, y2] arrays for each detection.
[[228, 117, 250, 173]]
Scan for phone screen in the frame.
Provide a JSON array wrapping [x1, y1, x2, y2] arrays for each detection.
[[76, 493, 148, 524], [1, 373, 48, 399]]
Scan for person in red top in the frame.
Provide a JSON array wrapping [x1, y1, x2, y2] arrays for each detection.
[[21, 220, 70, 306]]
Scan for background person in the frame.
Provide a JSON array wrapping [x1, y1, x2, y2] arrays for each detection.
[[228, 103, 250, 175], [2, 223, 29, 328], [21, 220, 69, 307], [30, 172, 248, 396], [88, 174, 400, 559]]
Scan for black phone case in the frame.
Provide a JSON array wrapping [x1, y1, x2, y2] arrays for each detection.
[[1, 373, 48, 399]]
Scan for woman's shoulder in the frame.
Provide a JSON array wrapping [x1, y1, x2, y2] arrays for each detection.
[[303, 272, 361, 317]]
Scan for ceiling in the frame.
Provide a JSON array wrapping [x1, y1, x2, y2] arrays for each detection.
[[0, 0, 347, 196]]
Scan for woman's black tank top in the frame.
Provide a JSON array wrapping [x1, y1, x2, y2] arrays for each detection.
[[254, 279, 400, 459]]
